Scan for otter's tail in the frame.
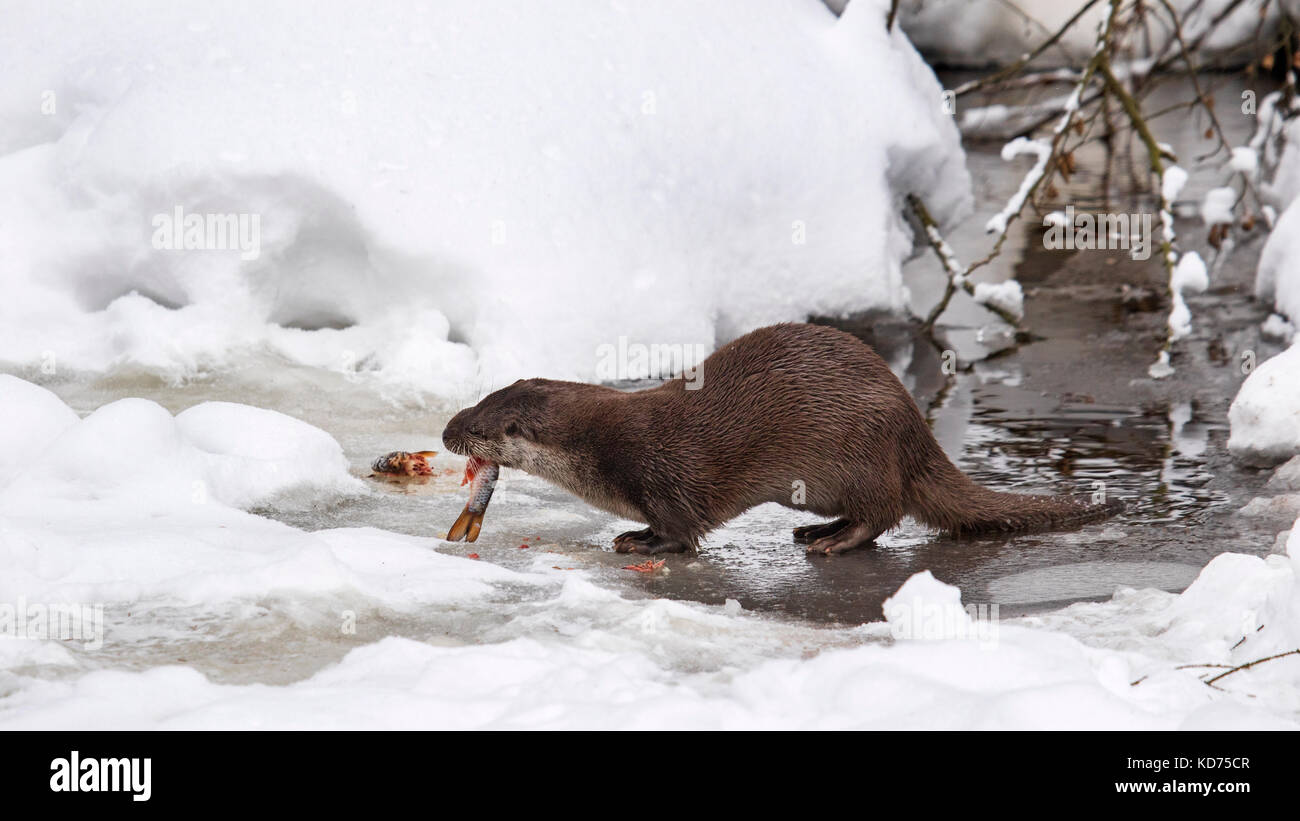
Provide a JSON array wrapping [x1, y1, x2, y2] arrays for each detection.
[[907, 457, 1123, 537]]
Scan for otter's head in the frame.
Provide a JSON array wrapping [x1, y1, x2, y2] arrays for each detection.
[[441, 379, 560, 470]]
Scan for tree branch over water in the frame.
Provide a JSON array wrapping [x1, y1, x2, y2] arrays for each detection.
[[910, 0, 1294, 372]]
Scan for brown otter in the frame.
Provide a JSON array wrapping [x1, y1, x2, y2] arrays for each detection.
[[441, 323, 1122, 555]]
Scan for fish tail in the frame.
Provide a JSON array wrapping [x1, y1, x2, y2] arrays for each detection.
[[446, 506, 484, 542]]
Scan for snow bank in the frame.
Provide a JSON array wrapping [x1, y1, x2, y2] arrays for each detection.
[[0, 0, 970, 395], [1256, 196, 1300, 321], [1229, 345, 1300, 466], [1239, 99, 1300, 466]]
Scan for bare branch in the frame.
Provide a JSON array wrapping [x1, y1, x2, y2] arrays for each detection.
[[907, 193, 1023, 330], [1205, 648, 1300, 686]]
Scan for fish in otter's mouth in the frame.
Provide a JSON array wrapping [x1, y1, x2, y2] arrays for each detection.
[[445, 455, 499, 542]]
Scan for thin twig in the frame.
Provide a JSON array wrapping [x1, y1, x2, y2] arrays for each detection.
[[907, 194, 1023, 330], [1155, 0, 1263, 213], [1205, 648, 1300, 686], [965, 0, 1124, 279], [1098, 54, 1182, 372], [954, 0, 1105, 97]]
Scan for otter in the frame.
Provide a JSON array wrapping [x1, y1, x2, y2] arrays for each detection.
[[441, 323, 1122, 555]]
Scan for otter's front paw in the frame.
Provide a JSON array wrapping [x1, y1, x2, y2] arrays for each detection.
[[612, 531, 690, 555], [631, 535, 690, 555], [805, 521, 877, 555], [792, 518, 851, 544], [613, 528, 654, 553]]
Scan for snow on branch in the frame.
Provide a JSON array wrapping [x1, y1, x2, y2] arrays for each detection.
[[984, 138, 1052, 236]]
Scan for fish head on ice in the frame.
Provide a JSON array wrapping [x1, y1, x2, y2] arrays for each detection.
[[369, 450, 437, 481]]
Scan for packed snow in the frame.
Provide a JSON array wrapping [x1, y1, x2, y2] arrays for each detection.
[[0, 0, 970, 396]]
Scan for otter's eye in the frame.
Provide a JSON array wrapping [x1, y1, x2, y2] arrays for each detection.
[[505, 421, 520, 437]]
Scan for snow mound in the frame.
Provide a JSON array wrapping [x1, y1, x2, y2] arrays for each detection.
[[176, 401, 358, 509], [1229, 345, 1300, 465], [0, 375, 81, 488], [0, 0, 970, 396], [1256, 197, 1300, 321], [4, 388, 363, 511]]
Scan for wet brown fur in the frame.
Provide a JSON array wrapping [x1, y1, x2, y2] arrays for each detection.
[[441, 323, 1122, 554]]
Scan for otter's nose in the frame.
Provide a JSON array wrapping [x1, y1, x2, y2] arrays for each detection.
[[441, 413, 468, 455]]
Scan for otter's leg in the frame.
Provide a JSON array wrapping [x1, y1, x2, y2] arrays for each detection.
[[792, 518, 852, 544], [806, 520, 886, 555]]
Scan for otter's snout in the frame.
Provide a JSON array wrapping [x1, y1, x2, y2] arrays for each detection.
[[441, 410, 472, 456]]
